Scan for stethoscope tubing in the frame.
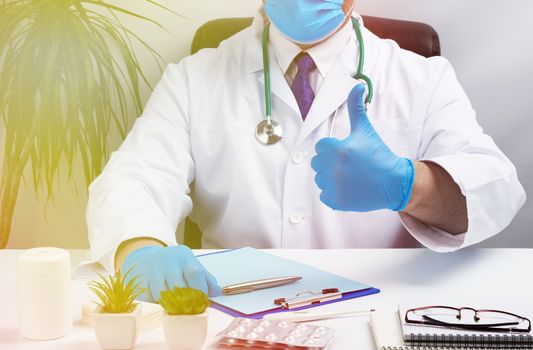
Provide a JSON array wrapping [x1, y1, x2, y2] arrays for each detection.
[[351, 17, 373, 107], [262, 24, 273, 124]]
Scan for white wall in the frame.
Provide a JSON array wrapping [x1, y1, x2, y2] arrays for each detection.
[[355, 0, 533, 247], [6, 0, 532, 248]]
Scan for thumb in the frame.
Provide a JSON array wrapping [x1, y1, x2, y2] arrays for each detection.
[[347, 83, 370, 136], [206, 272, 222, 297]]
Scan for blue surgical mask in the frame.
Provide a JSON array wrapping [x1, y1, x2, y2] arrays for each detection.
[[265, 0, 351, 45]]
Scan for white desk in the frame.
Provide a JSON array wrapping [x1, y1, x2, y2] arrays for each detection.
[[1, 248, 532, 349]]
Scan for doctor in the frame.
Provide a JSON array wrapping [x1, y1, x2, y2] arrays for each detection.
[[87, 0, 525, 301]]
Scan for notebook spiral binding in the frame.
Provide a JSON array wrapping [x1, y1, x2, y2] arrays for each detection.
[[403, 333, 533, 349]]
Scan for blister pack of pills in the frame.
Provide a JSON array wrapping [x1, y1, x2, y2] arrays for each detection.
[[216, 317, 335, 349]]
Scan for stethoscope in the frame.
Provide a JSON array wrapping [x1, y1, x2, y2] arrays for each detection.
[[256, 17, 374, 145]]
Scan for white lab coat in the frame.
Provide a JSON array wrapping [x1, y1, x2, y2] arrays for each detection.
[[87, 14, 525, 273]]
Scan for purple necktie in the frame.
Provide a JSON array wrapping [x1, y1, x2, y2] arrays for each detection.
[[291, 53, 316, 120]]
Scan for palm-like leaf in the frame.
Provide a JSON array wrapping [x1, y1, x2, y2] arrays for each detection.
[[0, 0, 175, 247], [88, 267, 144, 313]]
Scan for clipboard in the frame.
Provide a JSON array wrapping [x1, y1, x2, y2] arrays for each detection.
[[197, 247, 380, 319]]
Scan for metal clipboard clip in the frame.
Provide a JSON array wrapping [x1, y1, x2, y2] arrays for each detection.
[[273, 288, 342, 309]]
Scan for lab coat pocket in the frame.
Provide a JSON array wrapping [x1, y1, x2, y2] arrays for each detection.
[[370, 118, 422, 158]]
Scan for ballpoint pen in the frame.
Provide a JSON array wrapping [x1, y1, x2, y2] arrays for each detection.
[[221, 276, 302, 295]]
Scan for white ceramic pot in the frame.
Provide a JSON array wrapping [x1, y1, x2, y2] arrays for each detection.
[[162, 310, 208, 350], [93, 303, 141, 350]]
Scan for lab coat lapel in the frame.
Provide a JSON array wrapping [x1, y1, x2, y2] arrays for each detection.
[[295, 62, 357, 146], [244, 14, 300, 116], [258, 61, 301, 117]]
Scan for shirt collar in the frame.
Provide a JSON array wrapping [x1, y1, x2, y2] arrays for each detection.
[[269, 16, 355, 78]]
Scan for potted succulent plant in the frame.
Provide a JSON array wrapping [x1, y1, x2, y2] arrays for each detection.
[[159, 287, 211, 350], [88, 269, 144, 350]]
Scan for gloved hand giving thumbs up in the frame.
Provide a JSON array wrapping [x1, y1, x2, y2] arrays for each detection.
[[311, 84, 415, 212]]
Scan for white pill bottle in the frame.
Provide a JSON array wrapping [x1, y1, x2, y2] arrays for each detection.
[[17, 247, 72, 340]]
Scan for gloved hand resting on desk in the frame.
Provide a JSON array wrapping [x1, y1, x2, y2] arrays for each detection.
[[122, 245, 221, 302], [311, 84, 415, 212]]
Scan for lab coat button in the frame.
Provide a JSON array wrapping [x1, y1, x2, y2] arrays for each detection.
[[289, 214, 303, 225], [292, 152, 305, 164]]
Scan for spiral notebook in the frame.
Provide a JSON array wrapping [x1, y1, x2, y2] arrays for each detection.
[[370, 309, 533, 350]]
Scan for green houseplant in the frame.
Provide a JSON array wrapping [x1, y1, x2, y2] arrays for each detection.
[[159, 287, 211, 350], [0, 0, 173, 248], [88, 269, 144, 349]]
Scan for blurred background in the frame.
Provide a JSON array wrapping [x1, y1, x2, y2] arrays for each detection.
[[4, 0, 532, 249]]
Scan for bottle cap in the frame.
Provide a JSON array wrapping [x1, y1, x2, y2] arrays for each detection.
[[17, 247, 71, 280]]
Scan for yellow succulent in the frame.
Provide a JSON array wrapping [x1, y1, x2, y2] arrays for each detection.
[[159, 287, 210, 315], [88, 268, 144, 313]]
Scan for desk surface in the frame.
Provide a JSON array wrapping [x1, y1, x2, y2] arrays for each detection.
[[1, 248, 531, 349]]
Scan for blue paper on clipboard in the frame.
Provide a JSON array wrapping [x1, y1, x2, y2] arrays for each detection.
[[197, 247, 380, 319]]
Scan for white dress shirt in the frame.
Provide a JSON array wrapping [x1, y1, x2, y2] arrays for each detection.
[[270, 16, 354, 96]]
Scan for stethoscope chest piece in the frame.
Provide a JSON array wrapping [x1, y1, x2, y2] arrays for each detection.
[[255, 119, 282, 145]]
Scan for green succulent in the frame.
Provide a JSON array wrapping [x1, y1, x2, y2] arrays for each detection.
[[159, 287, 210, 315], [88, 268, 144, 313]]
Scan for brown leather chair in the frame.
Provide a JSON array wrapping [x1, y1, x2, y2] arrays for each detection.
[[184, 16, 441, 248], [191, 16, 440, 57]]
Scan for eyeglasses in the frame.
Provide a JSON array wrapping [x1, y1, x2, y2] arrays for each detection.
[[405, 306, 531, 333]]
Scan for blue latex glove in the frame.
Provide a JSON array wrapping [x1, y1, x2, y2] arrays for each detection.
[[311, 84, 415, 212], [122, 245, 221, 302]]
